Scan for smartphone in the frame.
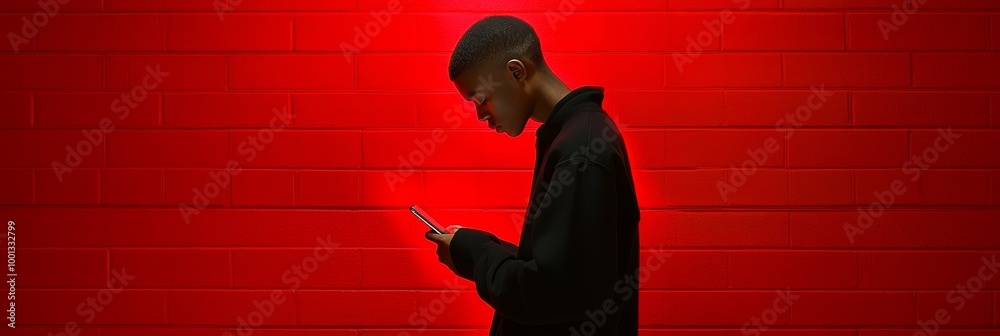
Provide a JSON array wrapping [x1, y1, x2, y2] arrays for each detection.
[[410, 205, 449, 234]]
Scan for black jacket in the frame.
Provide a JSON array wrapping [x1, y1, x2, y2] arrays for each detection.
[[449, 86, 641, 336]]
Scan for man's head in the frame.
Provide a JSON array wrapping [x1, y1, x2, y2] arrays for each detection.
[[449, 15, 551, 137]]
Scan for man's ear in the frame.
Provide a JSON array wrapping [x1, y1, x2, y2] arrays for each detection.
[[506, 59, 526, 82]]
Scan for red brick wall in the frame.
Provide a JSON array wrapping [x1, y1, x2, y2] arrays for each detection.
[[1, 0, 999, 335]]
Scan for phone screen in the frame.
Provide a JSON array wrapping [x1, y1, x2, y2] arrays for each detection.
[[410, 205, 449, 234]]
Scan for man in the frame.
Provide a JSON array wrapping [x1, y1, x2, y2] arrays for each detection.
[[424, 15, 641, 336]]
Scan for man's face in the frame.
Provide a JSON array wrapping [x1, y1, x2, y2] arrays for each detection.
[[452, 62, 533, 137]]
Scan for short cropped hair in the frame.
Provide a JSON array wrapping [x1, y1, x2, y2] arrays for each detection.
[[448, 15, 547, 80]]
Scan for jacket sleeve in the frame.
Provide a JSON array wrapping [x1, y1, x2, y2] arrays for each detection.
[[449, 159, 620, 325]]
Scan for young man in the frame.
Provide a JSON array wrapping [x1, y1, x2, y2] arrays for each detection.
[[424, 15, 641, 336]]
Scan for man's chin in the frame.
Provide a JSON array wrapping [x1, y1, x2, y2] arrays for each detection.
[[502, 127, 523, 137]]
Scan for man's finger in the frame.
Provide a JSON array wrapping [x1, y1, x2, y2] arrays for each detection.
[[425, 230, 441, 242]]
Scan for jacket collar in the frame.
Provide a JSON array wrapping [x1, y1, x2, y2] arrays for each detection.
[[535, 86, 606, 140]]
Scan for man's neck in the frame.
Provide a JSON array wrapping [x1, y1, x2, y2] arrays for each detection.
[[529, 73, 571, 124]]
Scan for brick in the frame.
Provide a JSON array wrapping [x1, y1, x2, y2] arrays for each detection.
[[34, 92, 161, 128], [163, 93, 290, 127], [919, 170, 990, 205], [230, 54, 354, 90], [642, 251, 727, 289], [415, 93, 483, 129], [512, 13, 725, 52], [122, 55, 226, 90], [861, 331, 1000, 336], [0, 14, 36, 52], [230, 131, 362, 168], [232, 169, 295, 206], [790, 211, 1000, 248], [855, 169, 921, 205], [362, 130, 534, 169], [19, 249, 107, 288], [296, 170, 360, 207], [8, 328, 100, 336], [914, 53, 1000, 89], [663, 130, 785, 168], [860, 252, 1000, 289], [35, 168, 99, 204], [785, 0, 1000, 9], [549, 54, 664, 90], [725, 14, 845, 50], [660, 170, 728, 206], [621, 130, 666, 169], [0, 1, 102, 11], [0, 169, 32, 204], [790, 291, 913, 326], [7, 207, 362, 247], [362, 248, 462, 288], [298, 291, 418, 325], [234, 248, 360, 288], [231, 0, 354, 11], [916, 291, 994, 326], [615, 91, 725, 126], [730, 251, 857, 289], [632, 171, 666, 209], [992, 93, 999, 126], [423, 170, 531, 208], [8, 207, 359, 248], [104, 329, 352, 336], [292, 93, 416, 128], [0, 130, 106, 168], [38, 14, 164, 51], [166, 14, 290, 51], [103, 169, 163, 205], [853, 91, 989, 126], [722, 169, 789, 206], [789, 170, 854, 206], [784, 53, 910, 88], [357, 53, 453, 90], [356, 0, 665, 11], [910, 130, 1000, 167], [0, 54, 102, 89], [788, 130, 908, 167], [352, 209, 504, 249], [599, 13, 725, 52], [111, 249, 231, 288], [993, 170, 1000, 206], [295, 13, 417, 51], [20, 289, 166, 325], [668, 0, 778, 9], [663, 291, 789, 325], [993, 15, 999, 50], [640, 290, 664, 327], [666, 53, 782, 87], [642, 211, 788, 248], [725, 89, 850, 126], [848, 14, 988, 50], [167, 290, 297, 325], [107, 131, 230, 167], [0, 92, 31, 128], [163, 169, 231, 207], [105, 0, 221, 11], [360, 170, 423, 208]]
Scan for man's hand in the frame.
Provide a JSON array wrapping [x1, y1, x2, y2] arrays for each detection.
[[425, 225, 463, 273]]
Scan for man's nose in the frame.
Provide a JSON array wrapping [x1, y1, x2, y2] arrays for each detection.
[[477, 108, 490, 122]]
